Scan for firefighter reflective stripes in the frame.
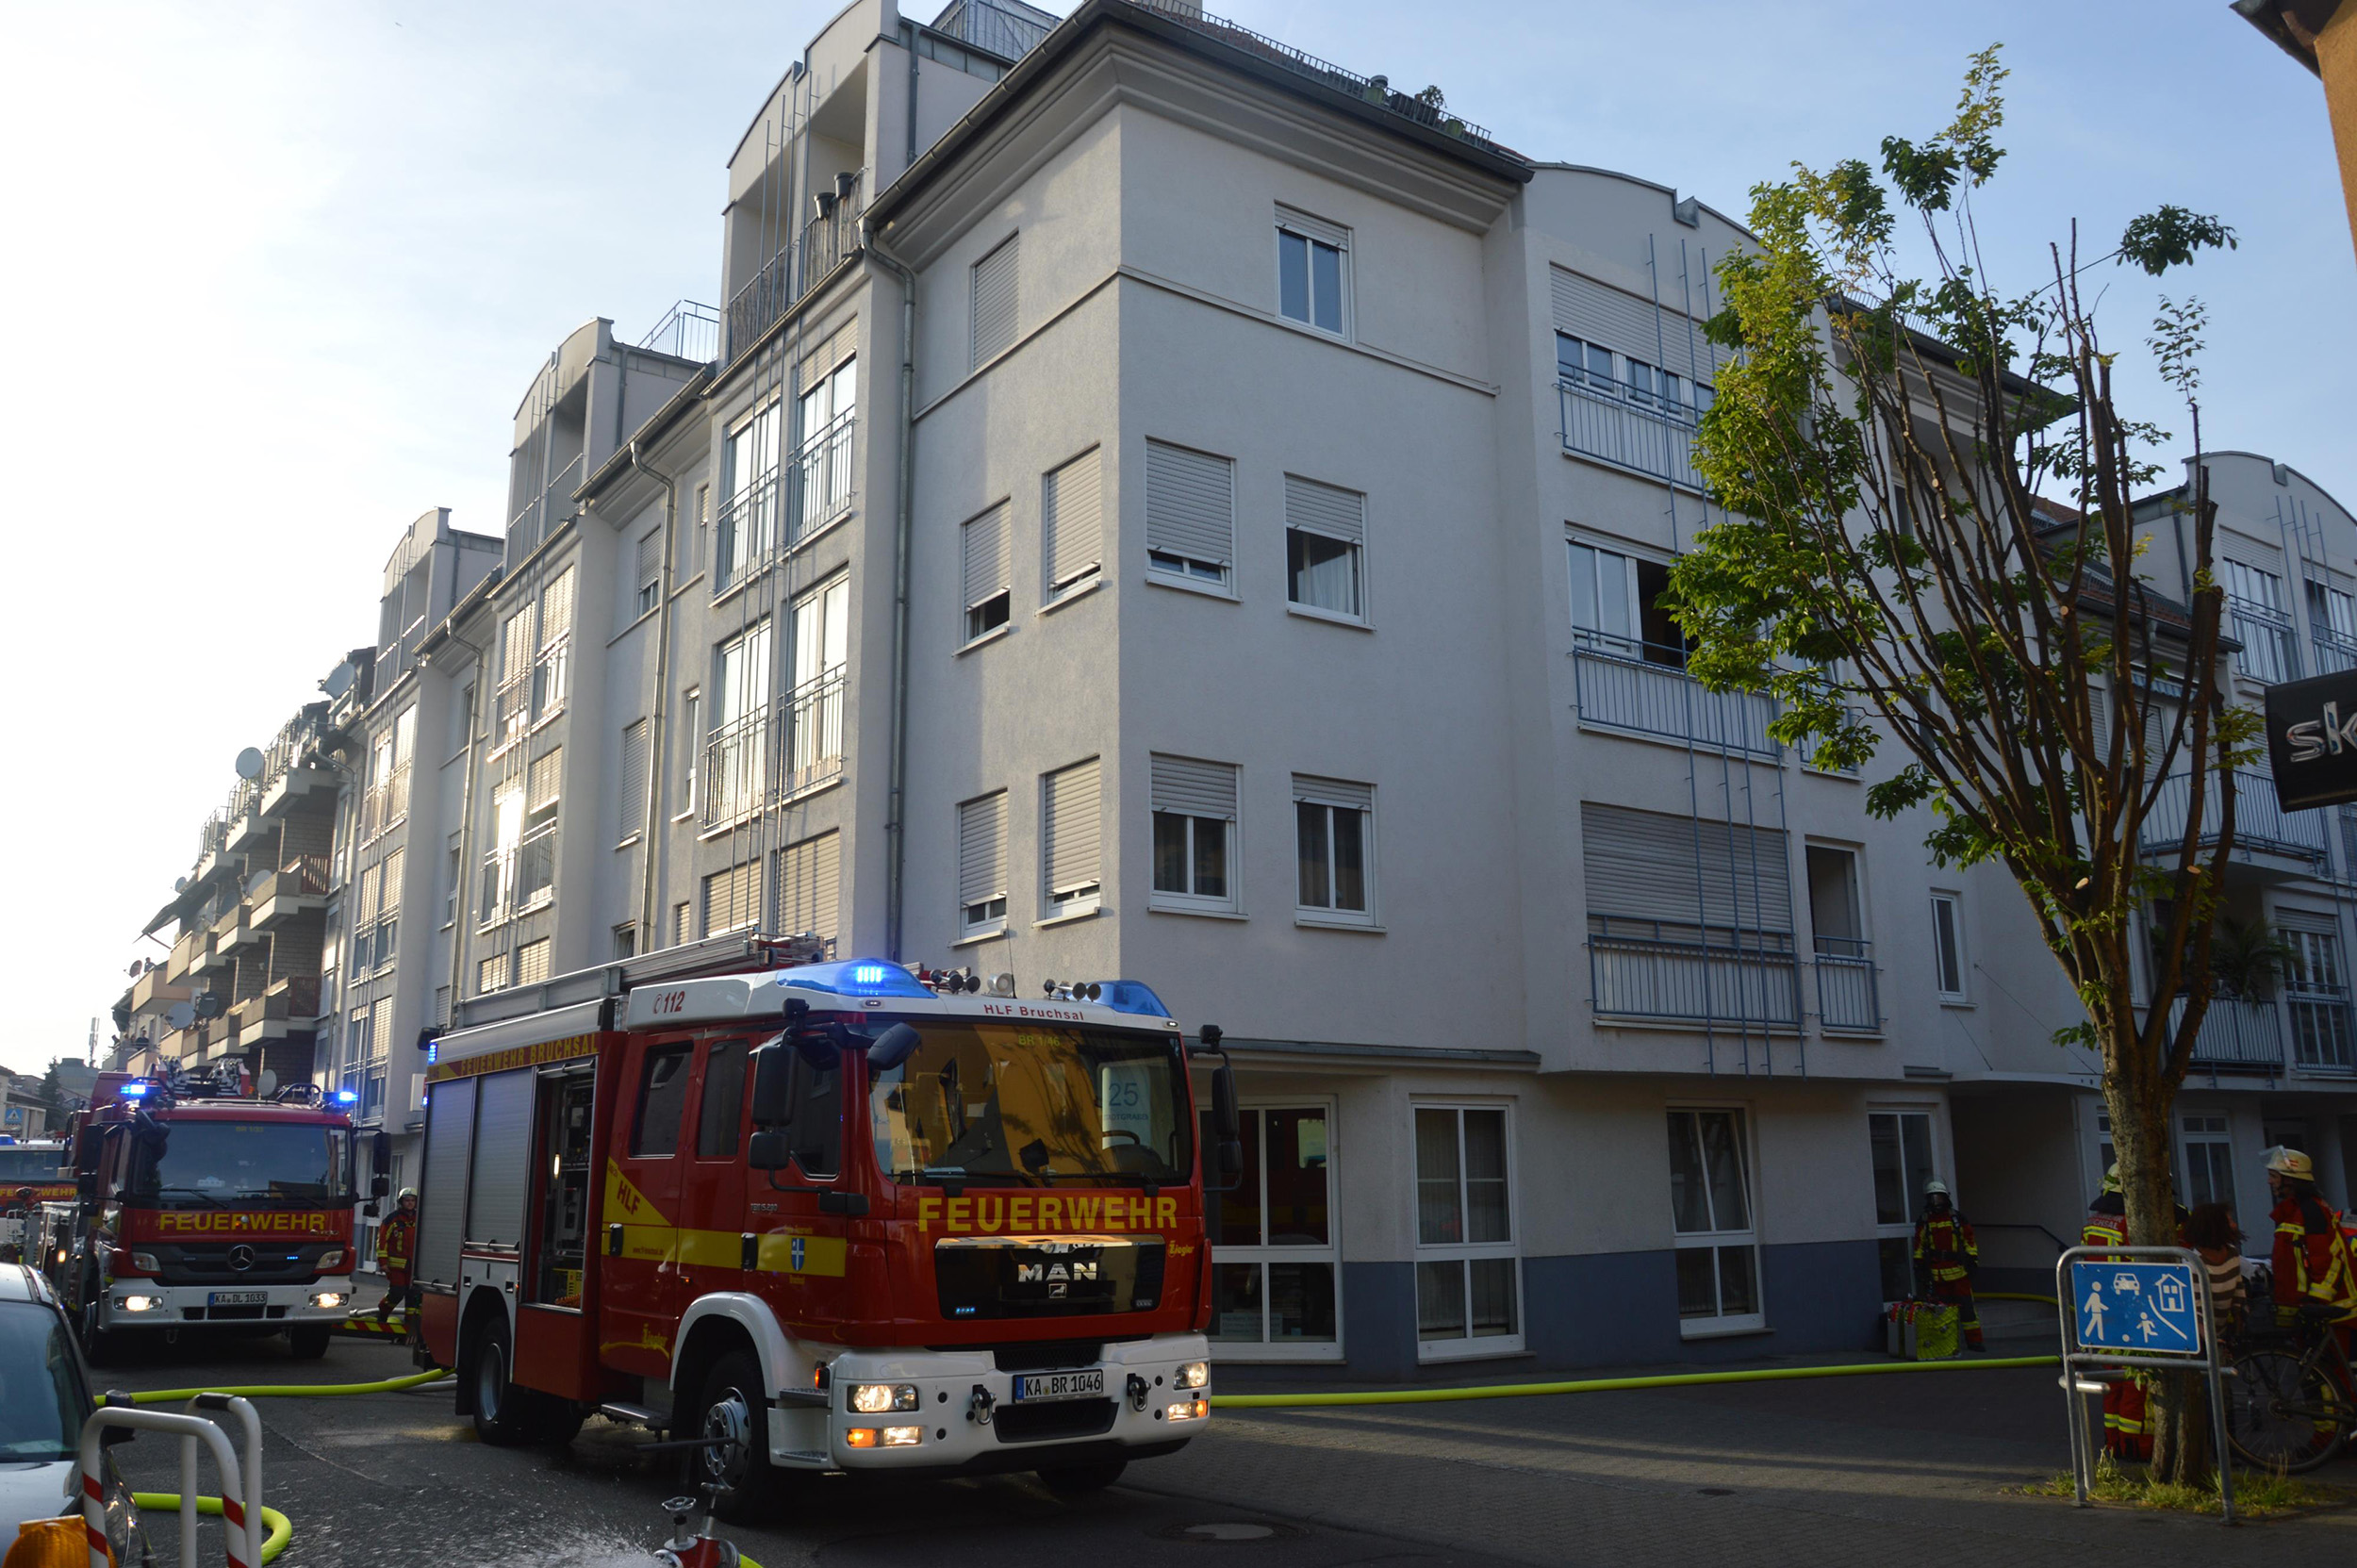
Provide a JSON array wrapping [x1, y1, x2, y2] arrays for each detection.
[[601, 1160, 847, 1277], [1911, 1213, 1977, 1283], [2272, 1194, 2357, 1316]]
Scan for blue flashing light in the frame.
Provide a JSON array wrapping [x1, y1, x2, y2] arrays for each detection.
[[425, 1042, 438, 1065], [1087, 981, 1172, 1019], [120, 1082, 150, 1098], [783, 958, 934, 1000], [335, 1089, 358, 1105]]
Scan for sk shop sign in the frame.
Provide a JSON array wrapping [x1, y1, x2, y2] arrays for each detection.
[[2266, 668, 2357, 811]]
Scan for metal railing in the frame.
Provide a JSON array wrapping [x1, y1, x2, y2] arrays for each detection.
[[492, 674, 532, 749], [787, 669, 847, 796], [789, 409, 858, 544], [638, 299, 719, 362], [1558, 377, 1704, 491], [1571, 638, 1780, 759], [714, 470, 778, 594], [935, 0, 1056, 58], [2311, 631, 2357, 677], [517, 822, 556, 911], [508, 452, 585, 559], [2228, 597, 2298, 684], [2286, 982, 2357, 1073], [702, 708, 772, 829], [2165, 994, 2285, 1072], [2140, 768, 2328, 864], [726, 170, 868, 359], [1588, 916, 1802, 1028], [1812, 938, 1881, 1032], [713, 413, 860, 596], [533, 636, 570, 721]]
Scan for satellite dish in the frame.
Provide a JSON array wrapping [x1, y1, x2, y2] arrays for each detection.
[[166, 1001, 196, 1030], [257, 1069, 278, 1097], [322, 661, 356, 699], [126, 961, 142, 977], [173, 877, 188, 893], [235, 747, 266, 781]]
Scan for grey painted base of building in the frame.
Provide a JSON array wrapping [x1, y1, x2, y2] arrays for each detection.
[[1218, 1240, 1885, 1384]]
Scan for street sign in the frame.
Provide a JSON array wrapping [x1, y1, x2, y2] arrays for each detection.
[[2266, 668, 2357, 809], [2069, 1259, 2205, 1356]]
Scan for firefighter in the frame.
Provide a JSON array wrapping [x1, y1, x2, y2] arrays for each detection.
[[2082, 1164, 2146, 1460], [1911, 1180, 1983, 1351], [375, 1188, 419, 1329], [2264, 1147, 2357, 1355]]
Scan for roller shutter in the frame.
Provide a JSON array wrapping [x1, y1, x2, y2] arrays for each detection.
[[1580, 802, 1791, 933], [1285, 475, 1364, 546], [463, 1068, 534, 1249], [1044, 449, 1103, 591], [1151, 754, 1237, 818], [971, 236, 1019, 368], [774, 832, 840, 952], [959, 793, 1009, 908], [962, 503, 1011, 614], [1145, 440, 1233, 567], [1044, 760, 1102, 894], [415, 1076, 476, 1286]]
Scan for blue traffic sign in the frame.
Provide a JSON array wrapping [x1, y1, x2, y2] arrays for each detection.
[[2070, 1260, 2205, 1356]]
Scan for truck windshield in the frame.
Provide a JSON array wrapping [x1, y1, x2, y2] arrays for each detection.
[[132, 1121, 350, 1205], [0, 1147, 64, 1184], [0, 1301, 89, 1461], [869, 1022, 1191, 1186]]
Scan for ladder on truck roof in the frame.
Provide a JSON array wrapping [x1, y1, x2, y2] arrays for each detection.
[[445, 929, 831, 1036]]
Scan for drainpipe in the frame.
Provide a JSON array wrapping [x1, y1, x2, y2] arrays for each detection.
[[628, 439, 680, 949], [866, 223, 918, 963], [439, 632, 486, 1028]]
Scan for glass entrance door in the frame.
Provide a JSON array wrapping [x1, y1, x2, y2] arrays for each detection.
[[1200, 1104, 1340, 1361]]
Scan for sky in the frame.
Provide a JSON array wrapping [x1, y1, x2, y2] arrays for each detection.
[[0, 0, 2347, 1079]]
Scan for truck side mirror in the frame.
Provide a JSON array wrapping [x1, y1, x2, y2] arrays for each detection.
[[750, 1043, 797, 1127], [865, 1023, 922, 1074], [75, 1171, 97, 1201], [372, 1129, 391, 1174], [371, 1175, 390, 1199], [748, 1131, 793, 1172]]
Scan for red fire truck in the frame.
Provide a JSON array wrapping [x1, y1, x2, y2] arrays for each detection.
[[47, 1065, 385, 1361], [415, 949, 1240, 1517]]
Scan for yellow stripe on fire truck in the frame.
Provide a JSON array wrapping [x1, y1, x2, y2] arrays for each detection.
[[602, 1161, 849, 1278]]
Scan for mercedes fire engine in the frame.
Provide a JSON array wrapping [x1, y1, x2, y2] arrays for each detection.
[[415, 947, 1241, 1517], [0, 1139, 70, 1261], [47, 1064, 388, 1360]]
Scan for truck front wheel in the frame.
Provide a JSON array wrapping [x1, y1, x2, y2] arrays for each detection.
[[287, 1326, 332, 1360], [469, 1315, 535, 1446], [691, 1349, 784, 1525], [1036, 1460, 1128, 1495]]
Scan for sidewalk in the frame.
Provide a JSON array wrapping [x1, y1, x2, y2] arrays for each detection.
[[1145, 1346, 2355, 1568]]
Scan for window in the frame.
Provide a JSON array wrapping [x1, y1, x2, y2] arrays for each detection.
[[1414, 1106, 1520, 1357], [971, 233, 1019, 368], [477, 952, 508, 994], [1150, 754, 1238, 912], [1043, 449, 1103, 600], [1870, 1110, 1937, 1301], [681, 688, 701, 816], [1668, 1109, 1762, 1334], [2224, 557, 2296, 684], [1557, 332, 1712, 422], [444, 834, 461, 928], [635, 530, 662, 618], [773, 832, 841, 956], [780, 1048, 843, 1178], [718, 400, 781, 591], [703, 860, 759, 938], [706, 621, 772, 827], [789, 344, 857, 543], [672, 902, 692, 949], [788, 576, 849, 793], [1294, 776, 1371, 922], [2095, 1111, 2115, 1182], [532, 568, 575, 720], [631, 1045, 694, 1158], [2307, 578, 2357, 642], [613, 923, 637, 961], [1568, 539, 1685, 664], [2287, 925, 2355, 1069], [353, 848, 402, 974], [1042, 759, 1102, 916], [690, 484, 710, 578], [514, 937, 551, 988], [518, 749, 560, 908], [696, 1038, 749, 1160], [2182, 1114, 2232, 1209], [958, 791, 1009, 935], [961, 503, 1011, 643], [1931, 893, 1967, 1000], [1204, 1105, 1339, 1358], [1276, 207, 1347, 336], [1284, 475, 1364, 621], [451, 683, 473, 758], [618, 719, 649, 845], [1808, 846, 1875, 1030], [1145, 439, 1234, 589], [495, 606, 534, 744], [433, 985, 451, 1032]]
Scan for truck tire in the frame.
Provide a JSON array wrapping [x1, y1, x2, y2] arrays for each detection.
[[287, 1326, 333, 1360], [1036, 1460, 1127, 1495], [469, 1314, 535, 1446], [532, 1402, 585, 1448], [689, 1349, 785, 1525]]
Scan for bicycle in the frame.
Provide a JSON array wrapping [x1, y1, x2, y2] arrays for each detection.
[[2223, 1304, 2357, 1474]]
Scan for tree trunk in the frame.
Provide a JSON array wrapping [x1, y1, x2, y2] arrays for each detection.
[[2103, 1025, 2210, 1487], [2148, 1370, 2213, 1487]]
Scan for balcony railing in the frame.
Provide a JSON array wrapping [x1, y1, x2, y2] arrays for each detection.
[[2311, 631, 2357, 678], [516, 822, 555, 911], [702, 708, 772, 830], [2140, 768, 2329, 865], [1558, 377, 1704, 491], [2287, 983, 2357, 1074], [787, 669, 847, 796], [638, 299, 719, 363], [1812, 938, 1881, 1032], [1588, 916, 1802, 1029], [2228, 597, 2298, 685], [726, 171, 867, 360], [2165, 994, 2285, 1073], [712, 415, 860, 597], [492, 675, 532, 750], [1572, 638, 1780, 759]]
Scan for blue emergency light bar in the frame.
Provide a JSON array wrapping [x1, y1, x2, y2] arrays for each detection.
[[786, 958, 935, 1000], [1084, 981, 1172, 1019], [120, 1082, 149, 1098], [335, 1090, 358, 1105]]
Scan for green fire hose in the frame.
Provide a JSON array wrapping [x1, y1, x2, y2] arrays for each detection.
[[107, 1367, 450, 1407], [129, 1494, 294, 1564]]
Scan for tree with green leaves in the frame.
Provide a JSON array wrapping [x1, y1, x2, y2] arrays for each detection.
[[1665, 46, 2245, 1484]]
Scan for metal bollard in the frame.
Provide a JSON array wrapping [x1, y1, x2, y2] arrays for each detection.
[[79, 1396, 261, 1568]]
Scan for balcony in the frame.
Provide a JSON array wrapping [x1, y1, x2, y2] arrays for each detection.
[[128, 965, 190, 1019], [638, 299, 719, 363], [2287, 983, 2357, 1075], [702, 708, 772, 830], [516, 822, 556, 912], [2165, 994, 2285, 1074], [252, 856, 331, 930], [1571, 638, 1780, 759], [1588, 916, 1803, 1030], [1558, 376, 1704, 491], [2140, 768, 2328, 871], [165, 927, 206, 982], [2228, 598, 2298, 685], [725, 170, 866, 360], [786, 669, 847, 797], [1812, 939, 1882, 1032], [224, 798, 271, 854], [211, 900, 259, 955], [236, 977, 321, 1048]]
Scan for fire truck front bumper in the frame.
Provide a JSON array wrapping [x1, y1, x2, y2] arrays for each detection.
[[99, 1278, 359, 1329], [783, 1332, 1212, 1474]]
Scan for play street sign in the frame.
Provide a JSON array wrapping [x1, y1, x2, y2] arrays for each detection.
[[2070, 1259, 2205, 1356]]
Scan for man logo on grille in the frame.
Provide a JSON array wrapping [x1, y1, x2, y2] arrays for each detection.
[[228, 1245, 256, 1272]]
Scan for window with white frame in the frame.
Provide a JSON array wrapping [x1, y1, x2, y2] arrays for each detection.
[[532, 569, 575, 721], [789, 343, 856, 545], [1669, 1108, 1762, 1333], [958, 791, 1009, 935], [680, 687, 701, 817], [1042, 759, 1101, 916], [1276, 207, 1348, 337], [613, 923, 637, 961], [515, 937, 552, 989], [703, 859, 758, 939], [444, 834, 461, 928], [1869, 1109, 1937, 1301], [717, 399, 781, 592], [1568, 538, 1686, 665], [1413, 1105, 1520, 1356], [1556, 332, 1712, 423], [1043, 448, 1103, 601], [971, 234, 1019, 369], [2223, 556, 2296, 684], [1150, 754, 1238, 913], [1285, 475, 1364, 621], [451, 682, 473, 759], [1204, 1104, 1339, 1357], [1930, 893, 1967, 1000], [618, 719, 649, 845], [961, 503, 1012, 643], [706, 621, 772, 827], [635, 531, 662, 619], [477, 952, 509, 995], [2094, 1110, 2115, 1184], [2181, 1114, 2233, 1209], [1293, 775, 1372, 923], [788, 576, 849, 793], [1145, 439, 1234, 589]]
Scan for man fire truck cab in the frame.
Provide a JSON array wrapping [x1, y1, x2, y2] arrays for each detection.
[[49, 1065, 385, 1361], [417, 948, 1241, 1519], [0, 1141, 70, 1262]]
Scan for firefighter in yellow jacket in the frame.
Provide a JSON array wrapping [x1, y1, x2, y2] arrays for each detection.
[[1912, 1180, 1983, 1351]]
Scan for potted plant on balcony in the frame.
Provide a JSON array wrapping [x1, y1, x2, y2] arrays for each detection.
[[2208, 915, 2294, 1001]]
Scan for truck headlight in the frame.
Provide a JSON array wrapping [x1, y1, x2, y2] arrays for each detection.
[[1177, 1362, 1210, 1390], [118, 1295, 162, 1313], [318, 1250, 347, 1272], [310, 1292, 346, 1310], [1165, 1397, 1209, 1422], [882, 1426, 923, 1446], [849, 1383, 918, 1413]]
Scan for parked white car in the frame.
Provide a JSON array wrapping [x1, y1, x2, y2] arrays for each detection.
[[0, 1263, 142, 1563]]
